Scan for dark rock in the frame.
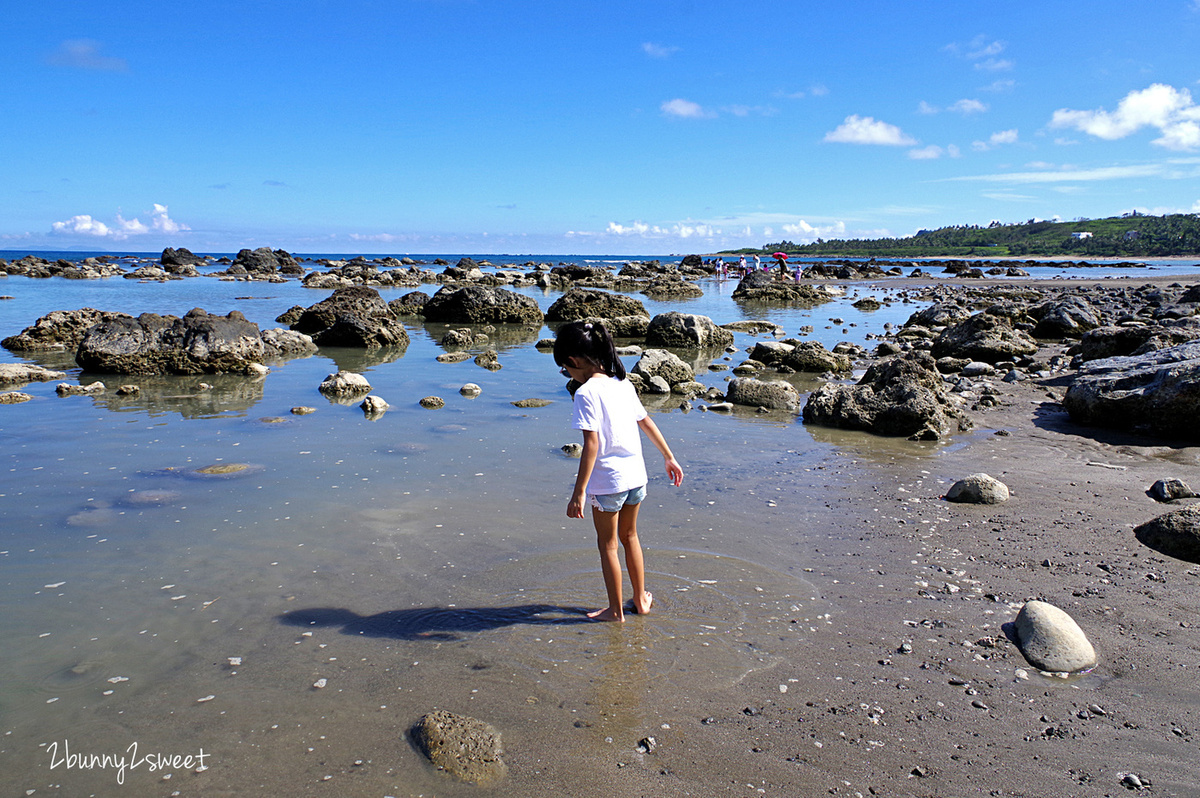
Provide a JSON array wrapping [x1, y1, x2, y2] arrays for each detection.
[[546, 288, 648, 322], [389, 291, 430, 316], [779, 341, 852, 373], [423, 285, 543, 325], [232, 247, 297, 274], [290, 287, 409, 348], [1030, 296, 1101, 338], [803, 352, 971, 440], [76, 308, 268, 375], [931, 311, 1039, 363], [3, 308, 133, 352], [641, 277, 704, 300], [1148, 478, 1199, 502], [731, 270, 835, 305], [160, 247, 206, 267], [1135, 506, 1200, 563], [411, 710, 506, 785], [1063, 341, 1200, 439], [645, 312, 734, 349]]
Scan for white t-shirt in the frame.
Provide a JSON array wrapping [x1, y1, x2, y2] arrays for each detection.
[[571, 375, 648, 495]]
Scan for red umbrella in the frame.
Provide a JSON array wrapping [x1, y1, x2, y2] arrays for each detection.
[[772, 252, 789, 260]]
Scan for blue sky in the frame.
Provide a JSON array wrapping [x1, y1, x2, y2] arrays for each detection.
[[3, 0, 1200, 256]]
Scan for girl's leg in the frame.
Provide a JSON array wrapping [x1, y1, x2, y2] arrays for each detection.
[[617, 502, 652, 614], [588, 507, 625, 621]]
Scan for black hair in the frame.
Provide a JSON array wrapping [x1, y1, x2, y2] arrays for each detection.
[[552, 320, 626, 380]]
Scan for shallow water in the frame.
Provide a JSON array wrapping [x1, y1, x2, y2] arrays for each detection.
[[0, 258, 1194, 794]]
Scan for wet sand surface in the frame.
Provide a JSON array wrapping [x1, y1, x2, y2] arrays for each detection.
[[3, 270, 1200, 796]]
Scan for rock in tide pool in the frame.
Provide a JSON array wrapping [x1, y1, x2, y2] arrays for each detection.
[[361, 395, 389, 415], [945, 473, 1010, 504], [726, 376, 801, 411], [194, 463, 256, 476], [411, 710, 506, 785], [419, 396, 445, 409], [318, 370, 371, 396], [56, 382, 106, 396], [512, 398, 551, 408], [0, 391, 33, 404], [1148, 478, 1198, 503], [459, 383, 482, 397], [561, 442, 583, 457], [1013, 600, 1097, 673], [1134, 505, 1200, 563], [0, 363, 67, 385]]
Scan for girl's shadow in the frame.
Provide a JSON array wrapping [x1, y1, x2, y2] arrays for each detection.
[[279, 604, 593, 641]]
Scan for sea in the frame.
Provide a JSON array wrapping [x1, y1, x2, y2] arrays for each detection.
[[2, 250, 1198, 795]]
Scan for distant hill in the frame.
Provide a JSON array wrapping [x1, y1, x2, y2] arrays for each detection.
[[727, 212, 1200, 258]]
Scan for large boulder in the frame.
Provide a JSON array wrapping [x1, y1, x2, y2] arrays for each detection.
[[731, 270, 835, 305], [1030, 296, 1101, 339], [1014, 601, 1097, 673], [803, 352, 971, 440], [903, 301, 971, 329], [1062, 341, 1200, 439], [2, 308, 133, 352], [779, 341, 852, 373], [945, 473, 1010, 504], [545, 287, 648, 322], [726, 377, 801, 411], [160, 247, 207, 268], [231, 247, 298, 275], [931, 311, 1039, 363], [76, 308, 269, 375], [641, 277, 704, 300], [645, 312, 734, 349], [290, 286, 409, 348], [1078, 318, 1200, 362], [631, 349, 694, 386], [411, 710, 506, 785], [422, 285, 543, 325], [1134, 505, 1200, 563]]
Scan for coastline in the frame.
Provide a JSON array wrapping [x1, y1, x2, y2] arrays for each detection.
[[2, 264, 1200, 796]]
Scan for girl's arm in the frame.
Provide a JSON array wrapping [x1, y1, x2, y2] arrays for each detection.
[[568, 430, 600, 518], [637, 416, 684, 486]]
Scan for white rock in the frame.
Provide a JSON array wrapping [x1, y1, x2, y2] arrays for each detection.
[[1014, 600, 1097, 673], [945, 473, 1009, 504]]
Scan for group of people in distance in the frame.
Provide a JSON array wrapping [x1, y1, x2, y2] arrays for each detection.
[[707, 253, 797, 280]]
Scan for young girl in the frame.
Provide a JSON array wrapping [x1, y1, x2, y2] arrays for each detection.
[[554, 321, 684, 622]]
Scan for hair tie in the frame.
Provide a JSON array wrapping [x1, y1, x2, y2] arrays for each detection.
[[583, 322, 593, 331]]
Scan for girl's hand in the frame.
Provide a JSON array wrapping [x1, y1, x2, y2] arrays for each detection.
[[567, 494, 586, 518], [665, 457, 684, 487]]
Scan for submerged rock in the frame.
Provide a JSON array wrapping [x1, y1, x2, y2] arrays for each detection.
[[1013, 600, 1097, 673], [411, 710, 506, 785]]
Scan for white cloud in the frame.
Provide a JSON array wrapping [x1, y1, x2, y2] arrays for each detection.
[[975, 58, 1013, 72], [1050, 84, 1200, 151], [50, 204, 189, 240], [46, 39, 128, 71], [590, 213, 847, 248], [967, 39, 1006, 59], [642, 42, 680, 59], [972, 128, 1019, 151], [824, 115, 917, 146], [946, 36, 1013, 71], [981, 79, 1015, 93], [722, 104, 777, 117], [918, 101, 939, 115], [908, 145, 944, 160], [950, 98, 988, 114], [946, 163, 1171, 184], [661, 98, 714, 119]]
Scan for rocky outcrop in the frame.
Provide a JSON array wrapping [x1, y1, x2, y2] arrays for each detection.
[[641, 277, 704, 300], [231, 247, 300, 275], [1078, 318, 1200, 361], [160, 247, 207, 268], [2, 308, 133, 352], [389, 292, 431, 316], [644, 312, 734, 349], [545, 288, 648, 322], [76, 309, 270, 375], [731, 270, 835, 305], [1014, 601, 1097, 673], [290, 287, 410, 348], [725, 377, 801, 411], [1030, 295, 1100, 338], [0, 363, 68, 385], [931, 310, 1039, 363], [803, 352, 971, 440], [422, 285, 543, 325], [1062, 341, 1200, 439], [411, 710, 506, 785]]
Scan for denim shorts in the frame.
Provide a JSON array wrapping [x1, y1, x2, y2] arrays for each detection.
[[589, 485, 647, 513]]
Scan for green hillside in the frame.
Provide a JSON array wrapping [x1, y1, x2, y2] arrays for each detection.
[[729, 212, 1200, 258]]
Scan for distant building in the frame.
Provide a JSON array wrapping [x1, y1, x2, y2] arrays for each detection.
[[1071, 231, 1093, 240]]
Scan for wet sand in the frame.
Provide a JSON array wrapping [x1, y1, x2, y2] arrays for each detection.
[[5, 271, 1200, 797]]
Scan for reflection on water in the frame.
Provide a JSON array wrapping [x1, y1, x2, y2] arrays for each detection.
[[0, 264, 1046, 794]]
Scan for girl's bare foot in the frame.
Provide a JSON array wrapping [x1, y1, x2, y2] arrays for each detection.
[[633, 591, 653, 615], [586, 607, 624, 622]]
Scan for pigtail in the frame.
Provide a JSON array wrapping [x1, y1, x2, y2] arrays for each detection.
[[553, 319, 626, 380]]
